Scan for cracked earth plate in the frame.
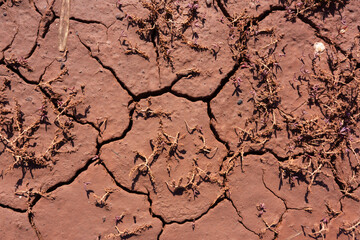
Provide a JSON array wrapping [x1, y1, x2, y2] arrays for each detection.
[[33, 162, 162, 239], [100, 93, 227, 222]]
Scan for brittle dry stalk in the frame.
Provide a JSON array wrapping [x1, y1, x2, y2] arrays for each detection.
[[166, 158, 220, 198], [106, 224, 152, 239], [129, 151, 157, 189], [93, 188, 116, 208], [340, 219, 360, 237], [134, 99, 171, 120]]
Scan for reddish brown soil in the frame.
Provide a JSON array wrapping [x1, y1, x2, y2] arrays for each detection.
[[1, 0, 360, 239]]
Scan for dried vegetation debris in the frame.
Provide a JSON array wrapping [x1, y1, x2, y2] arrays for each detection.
[[0, 72, 82, 171], [119, 0, 214, 67], [0, 0, 360, 239]]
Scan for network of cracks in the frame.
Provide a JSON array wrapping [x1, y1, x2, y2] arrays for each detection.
[[1, 0, 360, 239]]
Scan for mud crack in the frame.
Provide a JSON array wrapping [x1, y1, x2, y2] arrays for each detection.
[[0, 202, 27, 213], [76, 34, 136, 100]]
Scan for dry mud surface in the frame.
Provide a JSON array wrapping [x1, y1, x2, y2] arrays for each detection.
[[1, 0, 360, 239]]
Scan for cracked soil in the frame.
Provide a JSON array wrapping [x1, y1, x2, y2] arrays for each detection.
[[1, 0, 360, 239]]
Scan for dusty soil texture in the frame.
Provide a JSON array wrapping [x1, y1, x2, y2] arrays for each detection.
[[1, 0, 360, 239]]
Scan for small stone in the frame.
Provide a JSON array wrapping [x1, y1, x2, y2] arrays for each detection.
[[60, 63, 65, 70], [237, 99, 243, 105], [3, 12, 7, 16], [314, 42, 325, 54]]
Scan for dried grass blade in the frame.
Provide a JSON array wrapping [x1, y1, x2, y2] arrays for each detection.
[[58, 0, 70, 52]]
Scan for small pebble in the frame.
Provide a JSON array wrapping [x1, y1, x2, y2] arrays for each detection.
[[237, 99, 243, 105], [60, 63, 65, 69], [3, 12, 7, 16], [314, 42, 325, 54]]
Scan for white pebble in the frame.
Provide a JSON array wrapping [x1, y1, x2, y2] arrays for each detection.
[[314, 42, 325, 54]]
